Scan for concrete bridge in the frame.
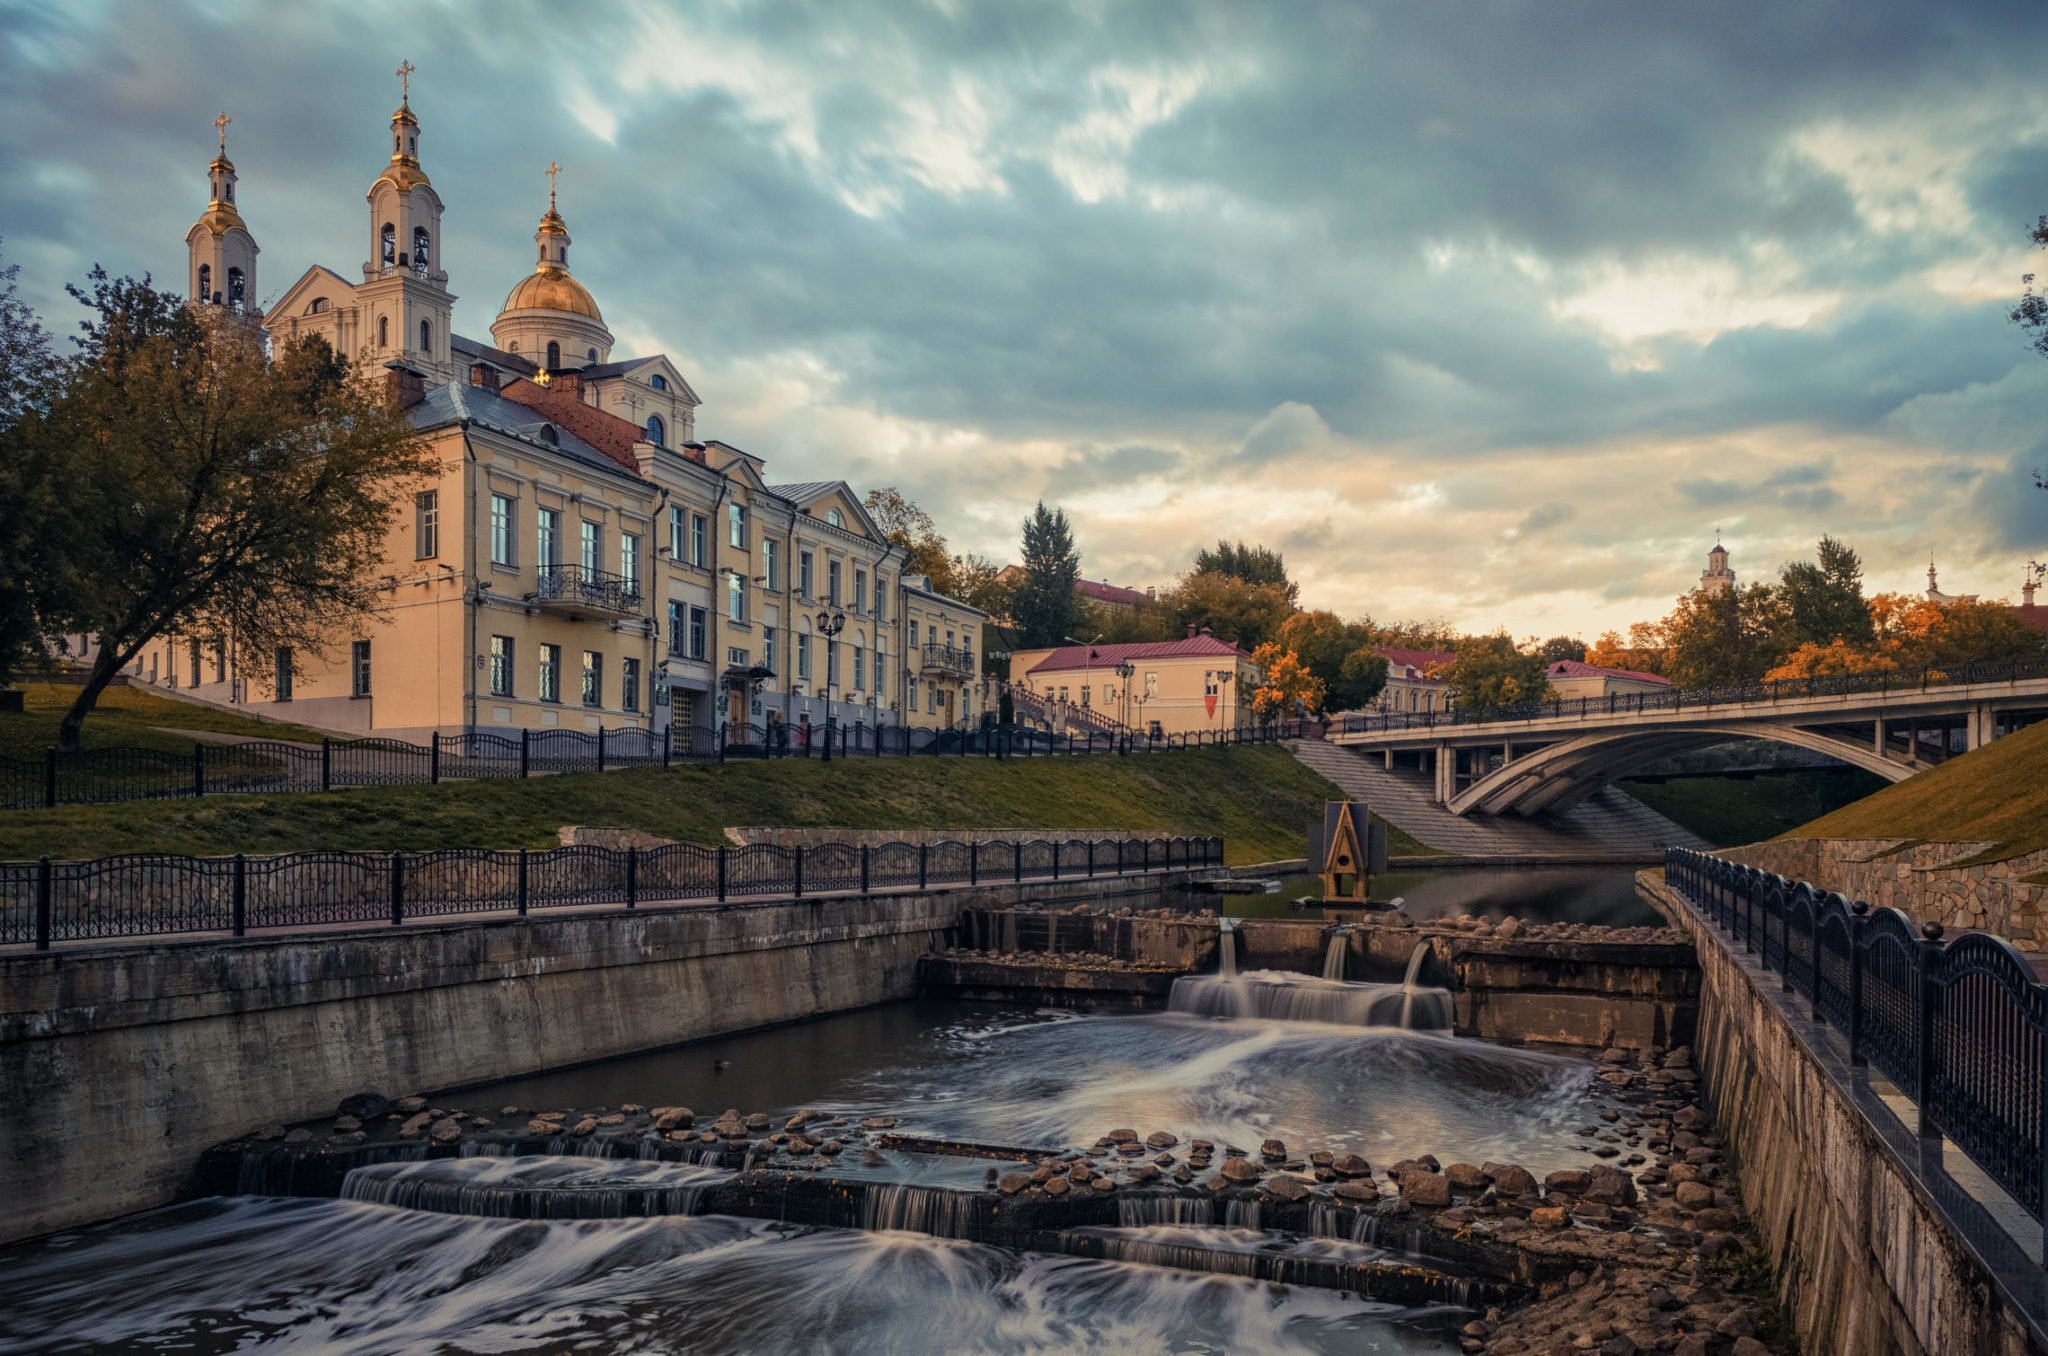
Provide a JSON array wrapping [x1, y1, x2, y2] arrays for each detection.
[[1331, 663, 2048, 818]]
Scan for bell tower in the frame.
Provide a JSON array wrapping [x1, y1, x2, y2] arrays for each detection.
[[1699, 536, 1736, 596], [358, 59, 455, 382], [184, 111, 261, 318]]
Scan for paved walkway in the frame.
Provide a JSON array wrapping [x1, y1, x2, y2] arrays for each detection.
[[1289, 739, 1707, 857]]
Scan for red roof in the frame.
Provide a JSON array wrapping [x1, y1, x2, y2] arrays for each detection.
[[1075, 578, 1152, 608], [1374, 647, 1455, 679], [1548, 658, 1670, 686], [496, 378, 645, 474], [1027, 635, 1245, 675], [2019, 604, 2048, 635]]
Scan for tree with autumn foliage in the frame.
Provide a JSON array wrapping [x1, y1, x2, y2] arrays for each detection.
[[1433, 633, 1552, 708], [1248, 642, 1324, 720]]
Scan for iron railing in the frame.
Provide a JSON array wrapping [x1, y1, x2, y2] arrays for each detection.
[[1665, 847, 2048, 1256], [534, 563, 643, 613], [1347, 655, 2048, 734], [919, 643, 977, 677], [0, 720, 1320, 812], [0, 833, 1223, 950]]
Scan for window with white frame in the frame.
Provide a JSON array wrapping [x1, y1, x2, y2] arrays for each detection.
[[539, 644, 561, 702], [763, 540, 779, 591], [415, 489, 438, 558], [621, 657, 640, 712], [490, 635, 513, 696], [491, 493, 516, 566], [580, 521, 602, 573], [582, 651, 602, 706], [728, 503, 747, 549], [537, 507, 560, 567], [796, 633, 811, 680], [799, 550, 814, 597], [854, 570, 867, 613], [669, 506, 685, 560], [691, 513, 708, 568], [727, 573, 746, 622], [853, 645, 864, 689], [620, 532, 640, 590], [689, 606, 707, 660], [351, 640, 372, 697], [827, 561, 841, 605]]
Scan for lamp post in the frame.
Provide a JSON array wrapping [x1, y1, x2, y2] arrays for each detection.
[[815, 608, 846, 760], [1114, 659, 1135, 734]]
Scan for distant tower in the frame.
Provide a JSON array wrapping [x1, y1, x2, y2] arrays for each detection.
[[358, 60, 454, 381], [184, 111, 260, 318], [1699, 537, 1736, 596], [490, 161, 615, 370], [1925, 558, 1977, 606]]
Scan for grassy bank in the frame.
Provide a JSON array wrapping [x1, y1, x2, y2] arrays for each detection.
[[1774, 717, 2048, 864], [0, 744, 1422, 866], [0, 683, 331, 758], [1619, 768, 1890, 849]]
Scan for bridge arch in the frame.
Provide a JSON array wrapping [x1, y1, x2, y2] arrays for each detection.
[[1446, 721, 1915, 818]]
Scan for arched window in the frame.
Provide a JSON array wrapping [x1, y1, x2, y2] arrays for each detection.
[[507, 342, 519, 354], [586, 347, 597, 361], [378, 315, 389, 347], [196, 264, 211, 303], [308, 297, 329, 314], [827, 509, 844, 528], [419, 319, 431, 353], [546, 340, 561, 369], [227, 268, 245, 313], [645, 415, 664, 445], [650, 374, 667, 392], [381, 224, 396, 267], [412, 227, 430, 276]]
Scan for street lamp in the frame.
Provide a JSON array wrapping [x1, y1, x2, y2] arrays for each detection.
[[814, 609, 846, 759], [1114, 658, 1135, 732]]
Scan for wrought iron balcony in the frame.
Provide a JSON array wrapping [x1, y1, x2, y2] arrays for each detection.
[[535, 563, 642, 616], [920, 642, 976, 677]]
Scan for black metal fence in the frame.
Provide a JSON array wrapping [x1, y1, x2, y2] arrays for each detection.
[[0, 720, 1317, 812], [1665, 848, 2048, 1255], [1, 833, 1223, 949], [1346, 655, 2048, 734]]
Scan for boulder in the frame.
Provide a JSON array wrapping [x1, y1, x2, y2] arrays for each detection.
[[1693, 1207, 1740, 1233], [1264, 1174, 1312, 1203], [1584, 1165, 1637, 1205], [336, 1093, 392, 1121], [1334, 1180, 1377, 1202], [1543, 1168, 1591, 1195], [332, 1115, 363, 1134], [1107, 1128, 1139, 1143], [1528, 1205, 1570, 1229], [862, 1116, 898, 1130], [429, 1118, 463, 1144], [1259, 1138, 1287, 1161], [1483, 1163, 1537, 1197], [1674, 1181, 1715, 1210], [1444, 1162, 1487, 1191], [745, 1113, 771, 1130], [1126, 1163, 1161, 1182], [1331, 1154, 1373, 1179], [1697, 1232, 1744, 1258], [1043, 1176, 1070, 1196], [1398, 1172, 1450, 1207], [621, 1103, 645, 1115], [283, 1128, 314, 1144], [527, 1118, 559, 1135], [997, 1173, 1030, 1195], [572, 1117, 599, 1137], [397, 1112, 433, 1138], [653, 1108, 695, 1131], [598, 1113, 626, 1127], [1091, 1177, 1116, 1192], [1221, 1156, 1263, 1183], [393, 1096, 428, 1114], [1145, 1130, 1178, 1148]]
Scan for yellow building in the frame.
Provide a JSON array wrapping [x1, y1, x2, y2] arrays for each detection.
[[1544, 659, 1670, 701], [125, 82, 982, 746], [1007, 630, 1261, 738]]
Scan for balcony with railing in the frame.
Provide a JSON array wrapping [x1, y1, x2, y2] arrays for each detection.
[[535, 563, 643, 616], [920, 642, 976, 678]]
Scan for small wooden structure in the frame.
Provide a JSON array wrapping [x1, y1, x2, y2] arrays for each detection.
[[1308, 801, 1387, 903]]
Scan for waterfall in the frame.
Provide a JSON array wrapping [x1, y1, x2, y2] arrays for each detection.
[[1116, 1195, 1216, 1227], [1218, 918, 1238, 980], [1320, 927, 1351, 981], [860, 1184, 986, 1239], [1068, 1226, 1262, 1278], [1221, 1199, 1261, 1231], [340, 1156, 730, 1220], [1398, 941, 1443, 1030], [1166, 967, 1453, 1030]]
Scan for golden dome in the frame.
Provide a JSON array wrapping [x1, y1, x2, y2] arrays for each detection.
[[537, 205, 568, 237], [501, 265, 604, 321], [198, 202, 248, 235], [377, 159, 432, 192]]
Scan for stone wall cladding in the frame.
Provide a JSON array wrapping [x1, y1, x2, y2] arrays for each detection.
[[1643, 870, 2043, 1356], [1722, 838, 2048, 949]]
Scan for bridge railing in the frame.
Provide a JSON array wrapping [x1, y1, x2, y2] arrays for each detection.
[[0, 718, 1320, 812], [1665, 847, 2048, 1257], [0, 833, 1224, 949], [1344, 655, 2048, 735]]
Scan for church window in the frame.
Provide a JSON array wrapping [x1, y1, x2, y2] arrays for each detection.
[[308, 297, 328, 314], [196, 264, 211, 303], [419, 319, 431, 353], [412, 227, 430, 276], [378, 316, 389, 347], [507, 342, 518, 353], [381, 224, 396, 267], [546, 341, 561, 369], [227, 268, 244, 313], [651, 374, 667, 391], [645, 415, 664, 445], [586, 347, 597, 361]]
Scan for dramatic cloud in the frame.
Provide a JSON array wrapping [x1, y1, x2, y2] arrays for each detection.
[[3, 0, 2045, 635]]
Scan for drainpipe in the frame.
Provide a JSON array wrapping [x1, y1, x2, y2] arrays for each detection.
[[463, 432, 478, 736]]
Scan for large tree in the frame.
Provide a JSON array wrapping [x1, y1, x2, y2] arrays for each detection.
[[863, 486, 954, 593], [1276, 610, 1388, 711], [1011, 502, 1081, 647], [24, 269, 435, 748], [1192, 540, 1298, 603], [2010, 214, 2048, 491], [0, 243, 57, 686], [1165, 571, 1295, 651], [1660, 584, 1792, 687], [1435, 633, 1551, 709], [1778, 535, 1873, 649]]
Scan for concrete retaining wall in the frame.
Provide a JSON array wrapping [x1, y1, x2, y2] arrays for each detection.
[[0, 873, 1180, 1246], [1642, 870, 2045, 1356], [1724, 838, 2048, 951]]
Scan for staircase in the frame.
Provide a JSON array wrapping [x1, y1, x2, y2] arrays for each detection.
[[1289, 739, 1707, 858], [1002, 683, 1129, 738]]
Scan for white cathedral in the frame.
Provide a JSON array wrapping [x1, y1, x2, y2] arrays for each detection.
[[184, 70, 701, 441]]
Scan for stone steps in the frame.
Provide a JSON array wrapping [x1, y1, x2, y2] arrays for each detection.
[[1288, 740, 1706, 858]]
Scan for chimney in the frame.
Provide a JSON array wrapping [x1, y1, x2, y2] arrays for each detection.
[[550, 370, 584, 401], [1146, 586, 1156, 600], [1200, 626, 1213, 637], [1186, 624, 1196, 639], [469, 364, 501, 392], [383, 360, 427, 410]]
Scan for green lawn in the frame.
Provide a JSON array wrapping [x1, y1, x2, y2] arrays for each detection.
[[1618, 768, 1890, 849], [1774, 717, 2048, 864], [0, 682, 333, 759], [0, 743, 1416, 866]]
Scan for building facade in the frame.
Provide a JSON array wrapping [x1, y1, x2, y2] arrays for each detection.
[[123, 81, 981, 744], [1544, 659, 1670, 701], [1007, 631, 1260, 737], [1371, 647, 1454, 715]]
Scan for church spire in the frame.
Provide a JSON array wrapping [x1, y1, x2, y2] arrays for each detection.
[[535, 160, 572, 270], [187, 109, 258, 314]]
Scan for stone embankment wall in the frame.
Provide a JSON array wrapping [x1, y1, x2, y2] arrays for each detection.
[[1723, 838, 2048, 950], [1641, 870, 2044, 1356], [0, 873, 1181, 1247]]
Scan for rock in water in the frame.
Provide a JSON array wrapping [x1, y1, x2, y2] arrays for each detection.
[[336, 1093, 391, 1121], [1331, 1154, 1373, 1179], [1264, 1174, 1311, 1202], [1220, 1157, 1262, 1183], [653, 1107, 694, 1132], [429, 1118, 463, 1143], [997, 1173, 1030, 1195]]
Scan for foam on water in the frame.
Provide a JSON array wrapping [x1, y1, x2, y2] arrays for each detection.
[[0, 1197, 1465, 1355], [341, 1155, 731, 1220]]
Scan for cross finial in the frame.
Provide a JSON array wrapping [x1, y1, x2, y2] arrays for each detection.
[[213, 110, 231, 155], [545, 160, 562, 208], [396, 59, 416, 104]]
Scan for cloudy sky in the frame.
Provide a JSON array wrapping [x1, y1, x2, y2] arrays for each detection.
[[4, 0, 2047, 637]]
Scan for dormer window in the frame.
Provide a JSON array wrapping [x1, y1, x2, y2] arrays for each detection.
[[309, 297, 329, 314], [827, 509, 844, 528], [651, 374, 667, 392]]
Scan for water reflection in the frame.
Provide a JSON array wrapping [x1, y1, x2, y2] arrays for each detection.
[[0, 1198, 1464, 1355]]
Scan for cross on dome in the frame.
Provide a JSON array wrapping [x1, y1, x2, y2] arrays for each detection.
[[213, 110, 230, 155], [545, 160, 562, 209], [395, 59, 416, 105]]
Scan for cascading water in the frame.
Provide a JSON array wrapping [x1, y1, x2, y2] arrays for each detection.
[[859, 1184, 987, 1238], [1117, 1196, 1216, 1227], [1321, 926, 1351, 981], [1218, 918, 1238, 980], [1167, 937, 1453, 1031], [340, 1155, 731, 1221]]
